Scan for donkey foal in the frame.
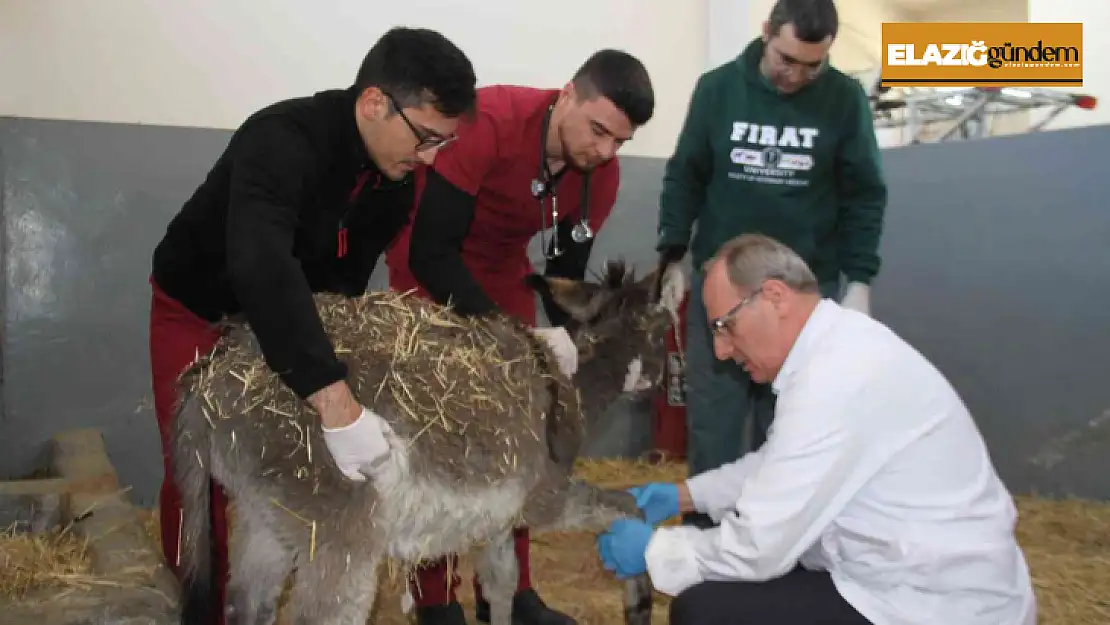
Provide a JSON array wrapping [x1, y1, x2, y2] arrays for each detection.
[[172, 261, 685, 625]]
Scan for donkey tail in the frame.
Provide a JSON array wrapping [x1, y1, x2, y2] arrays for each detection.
[[171, 384, 217, 625]]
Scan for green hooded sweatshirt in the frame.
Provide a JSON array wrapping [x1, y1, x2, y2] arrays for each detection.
[[656, 37, 888, 286]]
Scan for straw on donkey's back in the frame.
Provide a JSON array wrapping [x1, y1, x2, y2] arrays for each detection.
[[179, 289, 578, 494]]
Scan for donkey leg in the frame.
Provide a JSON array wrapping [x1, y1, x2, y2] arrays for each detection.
[[224, 513, 295, 625], [286, 545, 382, 625], [531, 479, 644, 534], [474, 530, 517, 625], [530, 480, 654, 625], [621, 574, 654, 625]]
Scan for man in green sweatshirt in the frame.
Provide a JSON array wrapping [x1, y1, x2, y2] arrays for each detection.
[[655, 0, 887, 527]]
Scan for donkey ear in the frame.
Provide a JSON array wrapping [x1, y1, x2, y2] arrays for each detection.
[[525, 274, 606, 321], [635, 268, 659, 299]]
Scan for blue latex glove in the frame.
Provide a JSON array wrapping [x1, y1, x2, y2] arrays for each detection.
[[596, 518, 653, 578], [628, 482, 680, 525]]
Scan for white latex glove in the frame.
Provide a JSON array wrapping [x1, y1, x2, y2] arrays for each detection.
[[530, 326, 579, 378], [841, 282, 871, 316], [658, 262, 687, 320], [321, 406, 392, 482], [622, 357, 654, 393]]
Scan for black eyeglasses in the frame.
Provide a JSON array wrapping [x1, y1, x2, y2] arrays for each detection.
[[384, 92, 457, 152], [710, 287, 763, 336]]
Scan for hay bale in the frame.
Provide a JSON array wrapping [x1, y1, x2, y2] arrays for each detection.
[[1, 432, 180, 619]]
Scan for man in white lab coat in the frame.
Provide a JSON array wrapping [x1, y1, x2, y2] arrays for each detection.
[[597, 233, 1037, 625]]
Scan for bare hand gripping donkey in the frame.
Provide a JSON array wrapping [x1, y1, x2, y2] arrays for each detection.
[[171, 260, 687, 625]]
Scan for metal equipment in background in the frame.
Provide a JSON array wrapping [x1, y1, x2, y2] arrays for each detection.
[[855, 72, 1098, 144]]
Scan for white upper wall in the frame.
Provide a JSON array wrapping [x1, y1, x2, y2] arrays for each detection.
[[705, 0, 903, 74], [0, 0, 706, 159], [706, 0, 775, 70], [0, 0, 1104, 158], [830, 0, 907, 73], [1027, 0, 1109, 130]]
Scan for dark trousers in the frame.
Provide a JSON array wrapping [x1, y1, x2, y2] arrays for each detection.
[[683, 273, 841, 527], [669, 566, 873, 625]]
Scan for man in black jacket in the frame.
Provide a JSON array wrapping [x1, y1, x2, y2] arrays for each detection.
[[147, 27, 477, 625]]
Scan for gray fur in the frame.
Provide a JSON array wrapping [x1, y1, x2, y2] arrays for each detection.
[[474, 532, 517, 625], [171, 262, 681, 625]]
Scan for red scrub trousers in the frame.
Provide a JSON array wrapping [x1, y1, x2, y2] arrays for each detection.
[[148, 277, 228, 625]]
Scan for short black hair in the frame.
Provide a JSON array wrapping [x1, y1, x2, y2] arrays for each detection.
[[768, 0, 839, 43], [353, 26, 477, 118], [571, 49, 655, 128]]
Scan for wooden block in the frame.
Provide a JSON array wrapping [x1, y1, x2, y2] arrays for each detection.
[[50, 428, 120, 496], [0, 432, 180, 622], [1, 584, 180, 624], [67, 490, 181, 603]]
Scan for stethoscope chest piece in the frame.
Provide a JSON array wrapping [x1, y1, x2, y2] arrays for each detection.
[[570, 220, 593, 243]]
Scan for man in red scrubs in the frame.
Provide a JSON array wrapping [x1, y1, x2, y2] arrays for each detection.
[[386, 49, 655, 625]]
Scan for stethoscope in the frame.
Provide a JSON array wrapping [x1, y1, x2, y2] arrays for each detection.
[[531, 103, 594, 260]]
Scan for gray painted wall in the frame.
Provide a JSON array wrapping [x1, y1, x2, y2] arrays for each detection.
[[1, 116, 1108, 506]]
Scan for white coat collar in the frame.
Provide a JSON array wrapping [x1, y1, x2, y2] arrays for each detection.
[[772, 298, 840, 395]]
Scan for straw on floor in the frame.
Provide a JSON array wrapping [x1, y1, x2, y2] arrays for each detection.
[[4, 458, 1108, 624], [0, 521, 93, 600]]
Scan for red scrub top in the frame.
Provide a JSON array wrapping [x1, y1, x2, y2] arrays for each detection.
[[386, 85, 621, 327]]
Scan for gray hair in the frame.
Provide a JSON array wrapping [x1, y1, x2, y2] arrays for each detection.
[[706, 234, 819, 294]]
